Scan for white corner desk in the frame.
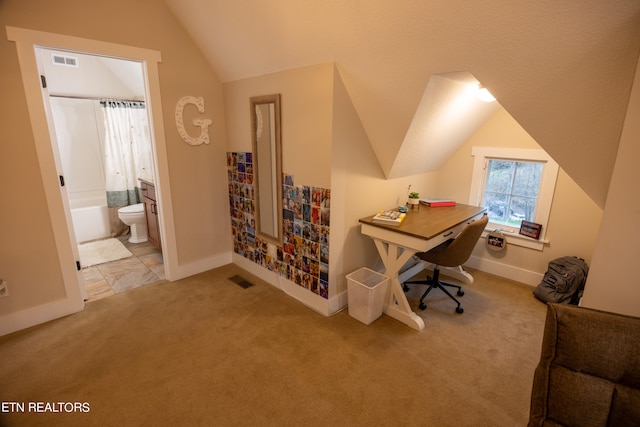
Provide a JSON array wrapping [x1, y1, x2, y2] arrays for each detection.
[[359, 204, 486, 331]]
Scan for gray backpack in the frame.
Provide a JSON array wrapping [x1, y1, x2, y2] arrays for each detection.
[[534, 256, 589, 305]]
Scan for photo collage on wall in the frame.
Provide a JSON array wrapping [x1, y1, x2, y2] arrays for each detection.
[[227, 152, 330, 299]]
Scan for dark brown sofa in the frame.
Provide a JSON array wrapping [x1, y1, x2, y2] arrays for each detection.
[[528, 303, 640, 426]]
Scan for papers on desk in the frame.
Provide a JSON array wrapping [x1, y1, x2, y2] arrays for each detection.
[[372, 210, 406, 226], [420, 198, 456, 207]]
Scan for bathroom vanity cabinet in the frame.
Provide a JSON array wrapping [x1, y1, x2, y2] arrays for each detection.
[[140, 179, 161, 251]]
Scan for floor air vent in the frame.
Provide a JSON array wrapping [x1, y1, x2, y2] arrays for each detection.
[[229, 275, 254, 289]]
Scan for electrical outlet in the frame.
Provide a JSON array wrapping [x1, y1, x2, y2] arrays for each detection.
[[0, 280, 8, 297]]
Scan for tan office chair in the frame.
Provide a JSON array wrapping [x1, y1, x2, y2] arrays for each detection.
[[404, 214, 488, 314]]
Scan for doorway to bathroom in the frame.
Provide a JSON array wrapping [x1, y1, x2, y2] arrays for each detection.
[[8, 26, 179, 323], [38, 48, 165, 301]]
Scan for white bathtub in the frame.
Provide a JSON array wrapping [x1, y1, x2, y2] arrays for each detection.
[[70, 196, 111, 244]]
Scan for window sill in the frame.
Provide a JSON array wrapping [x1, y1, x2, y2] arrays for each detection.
[[482, 228, 548, 251]]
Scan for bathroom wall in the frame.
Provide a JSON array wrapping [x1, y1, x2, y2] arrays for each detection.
[[45, 50, 152, 243], [41, 48, 143, 100], [50, 97, 112, 243], [43, 48, 150, 200], [50, 97, 108, 209]]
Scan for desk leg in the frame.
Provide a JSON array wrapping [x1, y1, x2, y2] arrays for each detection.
[[374, 240, 425, 331]]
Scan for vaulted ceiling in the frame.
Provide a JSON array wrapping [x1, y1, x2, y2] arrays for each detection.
[[164, 0, 640, 208]]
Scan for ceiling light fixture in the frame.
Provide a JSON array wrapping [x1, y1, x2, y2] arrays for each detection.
[[477, 85, 496, 103]]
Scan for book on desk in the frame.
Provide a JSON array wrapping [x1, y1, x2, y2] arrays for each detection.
[[420, 198, 457, 207], [372, 210, 406, 226]]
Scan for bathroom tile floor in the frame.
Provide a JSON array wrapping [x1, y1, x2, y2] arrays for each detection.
[[82, 236, 165, 303]]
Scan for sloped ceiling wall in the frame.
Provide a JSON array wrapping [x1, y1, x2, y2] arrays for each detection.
[[41, 49, 145, 99], [164, 0, 640, 208], [388, 72, 501, 178]]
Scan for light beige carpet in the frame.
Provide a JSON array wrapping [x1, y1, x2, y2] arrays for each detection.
[[78, 238, 133, 268], [0, 264, 547, 426]]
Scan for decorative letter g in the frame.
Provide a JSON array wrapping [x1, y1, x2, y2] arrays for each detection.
[[175, 96, 212, 146]]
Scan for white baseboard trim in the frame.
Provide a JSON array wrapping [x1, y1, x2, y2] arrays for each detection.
[[166, 252, 543, 319], [232, 254, 345, 317], [465, 255, 543, 287], [0, 297, 84, 337], [170, 252, 233, 281]]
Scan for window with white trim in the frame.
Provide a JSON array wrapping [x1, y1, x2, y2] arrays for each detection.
[[468, 147, 559, 250]]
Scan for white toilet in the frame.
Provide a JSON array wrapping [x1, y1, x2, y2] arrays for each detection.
[[117, 203, 148, 243]]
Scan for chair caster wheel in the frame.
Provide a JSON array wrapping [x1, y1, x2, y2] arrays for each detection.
[[456, 307, 464, 314], [457, 290, 464, 296], [419, 302, 427, 310]]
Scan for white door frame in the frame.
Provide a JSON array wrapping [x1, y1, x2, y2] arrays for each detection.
[[6, 26, 178, 331]]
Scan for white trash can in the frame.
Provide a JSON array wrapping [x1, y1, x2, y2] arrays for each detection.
[[346, 268, 389, 325]]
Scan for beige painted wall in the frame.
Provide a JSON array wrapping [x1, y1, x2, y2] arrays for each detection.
[[223, 61, 600, 297], [581, 53, 640, 317], [437, 109, 603, 276], [0, 0, 625, 330], [223, 63, 440, 299], [0, 0, 230, 326], [223, 63, 334, 189], [332, 67, 440, 291]]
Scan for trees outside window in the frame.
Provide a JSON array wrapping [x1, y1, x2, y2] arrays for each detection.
[[468, 147, 559, 250]]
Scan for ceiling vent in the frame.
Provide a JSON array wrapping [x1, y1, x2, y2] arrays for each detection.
[[52, 53, 78, 67]]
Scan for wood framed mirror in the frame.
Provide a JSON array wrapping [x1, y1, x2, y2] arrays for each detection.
[[250, 94, 283, 246]]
